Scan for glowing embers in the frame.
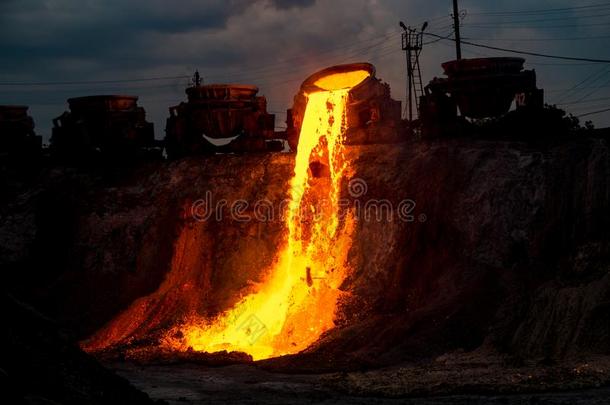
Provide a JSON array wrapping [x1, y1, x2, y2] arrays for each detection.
[[165, 88, 358, 360]]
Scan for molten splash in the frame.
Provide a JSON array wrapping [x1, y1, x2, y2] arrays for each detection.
[[164, 71, 369, 360]]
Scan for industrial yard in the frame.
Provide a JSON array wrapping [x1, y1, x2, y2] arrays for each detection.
[[1, 1, 610, 404]]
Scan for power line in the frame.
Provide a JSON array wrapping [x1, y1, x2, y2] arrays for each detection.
[[223, 30, 403, 83], [434, 22, 456, 32], [423, 31, 454, 45], [208, 38, 400, 84], [528, 61, 600, 66], [337, 41, 399, 64], [465, 21, 610, 29], [576, 107, 610, 117], [556, 67, 610, 103], [558, 95, 610, 105], [570, 76, 610, 104], [3, 11, 457, 89], [7, 27, 410, 91], [424, 14, 456, 24], [468, 2, 610, 16], [0, 28, 411, 89], [467, 11, 610, 25], [215, 36, 405, 84], [570, 100, 610, 109], [423, 32, 610, 63], [436, 36, 490, 57], [0, 75, 191, 86], [547, 83, 610, 92], [207, 29, 403, 81], [463, 34, 610, 42]]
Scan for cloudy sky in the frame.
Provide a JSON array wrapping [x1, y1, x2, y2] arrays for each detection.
[[1, 0, 609, 141]]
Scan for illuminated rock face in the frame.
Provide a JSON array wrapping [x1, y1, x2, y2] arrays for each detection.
[[2, 135, 608, 366]]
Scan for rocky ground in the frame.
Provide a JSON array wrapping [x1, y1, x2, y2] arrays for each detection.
[[1, 133, 609, 402], [112, 352, 610, 404]]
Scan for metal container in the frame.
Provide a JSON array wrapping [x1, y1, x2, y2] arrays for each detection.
[[0, 105, 30, 121], [298, 62, 376, 94], [427, 57, 537, 119], [52, 95, 155, 160], [0, 105, 40, 156], [441, 57, 525, 77], [286, 63, 402, 149], [67, 95, 139, 114], [186, 84, 259, 103], [165, 82, 276, 158]]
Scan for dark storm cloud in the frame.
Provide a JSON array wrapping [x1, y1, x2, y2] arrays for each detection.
[[269, 0, 316, 9], [0, 1, 247, 74], [0, 0, 608, 139], [0, 0, 323, 79]]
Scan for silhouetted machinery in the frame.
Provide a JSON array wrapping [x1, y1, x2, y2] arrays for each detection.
[[165, 74, 281, 159], [51, 95, 156, 160], [419, 57, 544, 137], [0, 105, 42, 158], [286, 63, 402, 149]]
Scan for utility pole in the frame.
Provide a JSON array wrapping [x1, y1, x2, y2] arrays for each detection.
[[400, 21, 426, 122], [406, 34, 413, 121], [452, 0, 462, 60]]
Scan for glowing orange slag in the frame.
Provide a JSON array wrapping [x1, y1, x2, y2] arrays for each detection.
[[163, 70, 369, 360]]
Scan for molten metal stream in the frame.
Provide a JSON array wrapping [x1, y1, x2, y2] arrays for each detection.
[[81, 69, 370, 360], [164, 70, 369, 360]]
